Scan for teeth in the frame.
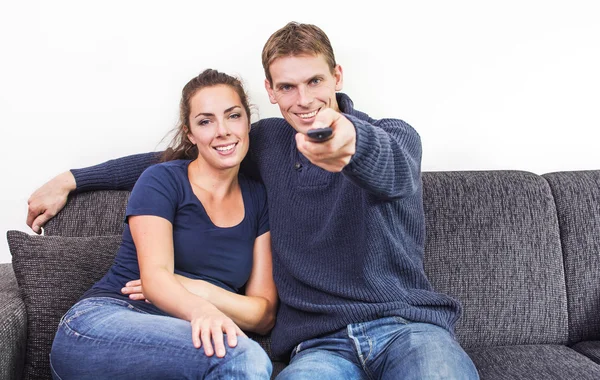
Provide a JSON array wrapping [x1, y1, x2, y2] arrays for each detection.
[[215, 143, 236, 152], [298, 110, 318, 119]]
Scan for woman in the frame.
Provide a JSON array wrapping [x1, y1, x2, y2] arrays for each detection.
[[50, 69, 277, 379]]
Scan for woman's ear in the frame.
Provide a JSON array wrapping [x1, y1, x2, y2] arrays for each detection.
[[186, 129, 196, 145]]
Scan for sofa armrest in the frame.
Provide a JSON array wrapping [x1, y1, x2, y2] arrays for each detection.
[[0, 263, 26, 380]]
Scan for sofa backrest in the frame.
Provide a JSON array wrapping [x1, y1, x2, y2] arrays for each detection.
[[422, 171, 568, 348], [44, 191, 130, 237], [43, 171, 579, 350], [543, 171, 600, 344]]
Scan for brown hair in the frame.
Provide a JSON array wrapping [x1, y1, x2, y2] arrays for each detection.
[[261, 22, 337, 85], [161, 69, 251, 162]]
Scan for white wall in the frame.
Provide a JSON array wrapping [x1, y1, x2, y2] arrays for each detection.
[[1, 0, 599, 263]]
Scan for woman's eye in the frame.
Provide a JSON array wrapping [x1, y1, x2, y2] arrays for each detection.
[[230, 113, 241, 119], [199, 119, 210, 126]]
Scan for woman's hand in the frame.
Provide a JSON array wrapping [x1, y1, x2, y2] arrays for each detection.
[[121, 279, 148, 302], [190, 305, 247, 357]]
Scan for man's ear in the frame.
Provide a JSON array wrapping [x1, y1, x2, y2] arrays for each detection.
[[265, 79, 277, 104], [334, 64, 344, 91]]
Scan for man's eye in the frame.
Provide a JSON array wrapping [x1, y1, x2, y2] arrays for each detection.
[[279, 85, 292, 92], [310, 78, 322, 85]]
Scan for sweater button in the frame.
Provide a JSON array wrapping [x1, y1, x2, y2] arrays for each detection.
[[294, 162, 302, 171]]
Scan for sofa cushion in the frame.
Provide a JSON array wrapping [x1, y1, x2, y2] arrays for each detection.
[[422, 171, 568, 348], [543, 171, 600, 343], [43, 190, 130, 237], [467, 345, 600, 379], [7, 231, 120, 380], [0, 263, 26, 380], [571, 341, 600, 365]]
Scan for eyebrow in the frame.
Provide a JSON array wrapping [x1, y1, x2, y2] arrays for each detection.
[[275, 75, 323, 89], [194, 105, 241, 119]]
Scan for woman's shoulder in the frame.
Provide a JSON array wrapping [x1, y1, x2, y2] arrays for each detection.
[[134, 160, 190, 190], [238, 172, 266, 194], [142, 159, 190, 176]]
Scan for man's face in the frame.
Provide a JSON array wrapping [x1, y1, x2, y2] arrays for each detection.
[[265, 54, 343, 134]]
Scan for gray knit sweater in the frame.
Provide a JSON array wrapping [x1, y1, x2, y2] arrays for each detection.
[[72, 93, 461, 360]]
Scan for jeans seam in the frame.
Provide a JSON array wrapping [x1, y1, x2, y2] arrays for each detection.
[[360, 324, 376, 380], [49, 354, 65, 380], [348, 324, 375, 380]]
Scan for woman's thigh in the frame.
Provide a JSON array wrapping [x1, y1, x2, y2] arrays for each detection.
[[50, 297, 271, 380]]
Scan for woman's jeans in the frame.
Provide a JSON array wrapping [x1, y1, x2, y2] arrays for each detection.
[[276, 316, 479, 380], [50, 297, 271, 380]]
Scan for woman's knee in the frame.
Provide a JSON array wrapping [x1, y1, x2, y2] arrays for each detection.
[[211, 337, 272, 379]]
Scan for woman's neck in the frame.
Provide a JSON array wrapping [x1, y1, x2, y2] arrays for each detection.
[[187, 159, 240, 199]]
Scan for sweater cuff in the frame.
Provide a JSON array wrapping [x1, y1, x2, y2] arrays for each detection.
[[70, 166, 113, 193]]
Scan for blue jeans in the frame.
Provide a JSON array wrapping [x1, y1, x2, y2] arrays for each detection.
[[276, 316, 478, 380], [50, 297, 271, 379]]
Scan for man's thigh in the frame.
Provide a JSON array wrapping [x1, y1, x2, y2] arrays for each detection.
[[351, 317, 479, 380], [276, 330, 367, 380]]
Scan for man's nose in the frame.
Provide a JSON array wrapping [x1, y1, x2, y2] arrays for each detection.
[[297, 86, 313, 107]]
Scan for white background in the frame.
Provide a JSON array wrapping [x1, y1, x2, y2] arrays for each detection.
[[1, 0, 599, 263]]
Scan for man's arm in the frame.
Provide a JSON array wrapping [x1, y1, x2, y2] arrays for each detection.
[[342, 115, 422, 199], [26, 151, 161, 233], [296, 109, 421, 199]]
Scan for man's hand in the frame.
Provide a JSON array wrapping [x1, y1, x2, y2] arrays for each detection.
[[295, 108, 356, 172], [27, 171, 76, 234]]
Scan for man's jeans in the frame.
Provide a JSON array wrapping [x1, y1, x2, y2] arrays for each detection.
[[50, 297, 271, 379], [277, 316, 479, 380]]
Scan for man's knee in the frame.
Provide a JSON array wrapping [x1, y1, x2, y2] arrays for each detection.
[[276, 351, 362, 380]]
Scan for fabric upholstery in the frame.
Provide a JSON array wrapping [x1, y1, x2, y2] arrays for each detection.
[[5, 170, 599, 379], [467, 345, 600, 379], [0, 263, 26, 380], [543, 171, 600, 343], [572, 341, 600, 365], [43, 190, 130, 237], [422, 171, 567, 348], [7, 231, 121, 380]]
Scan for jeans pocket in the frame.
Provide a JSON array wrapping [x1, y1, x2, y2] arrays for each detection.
[[290, 342, 303, 359], [393, 316, 411, 325], [62, 298, 105, 325]]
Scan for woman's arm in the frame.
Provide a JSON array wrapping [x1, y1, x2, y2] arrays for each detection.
[[130, 215, 246, 358], [177, 231, 277, 335], [124, 231, 278, 335]]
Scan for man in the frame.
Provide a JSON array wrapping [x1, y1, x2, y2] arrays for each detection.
[[27, 22, 479, 379]]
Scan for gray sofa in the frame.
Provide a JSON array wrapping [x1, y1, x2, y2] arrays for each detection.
[[2, 170, 599, 379]]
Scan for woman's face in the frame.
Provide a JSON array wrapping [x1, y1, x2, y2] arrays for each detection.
[[187, 85, 250, 171]]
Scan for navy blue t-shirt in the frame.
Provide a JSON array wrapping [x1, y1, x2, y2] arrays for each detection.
[[82, 159, 270, 315]]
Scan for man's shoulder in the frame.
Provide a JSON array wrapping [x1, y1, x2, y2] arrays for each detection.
[[250, 117, 292, 143], [252, 117, 287, 130]]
